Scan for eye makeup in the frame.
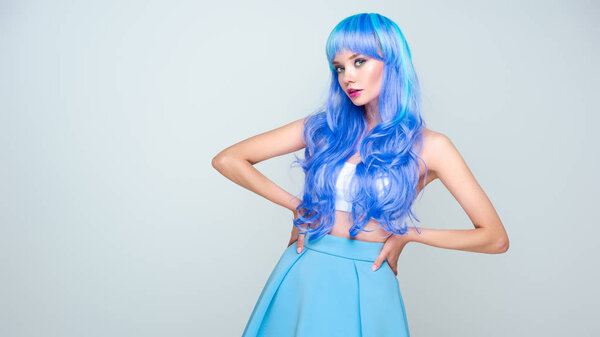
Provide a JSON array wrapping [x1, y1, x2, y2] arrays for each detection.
[[334, 58, 367, 73]]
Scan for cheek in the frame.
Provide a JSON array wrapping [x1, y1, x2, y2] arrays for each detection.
[[368, 64, 383, 93]]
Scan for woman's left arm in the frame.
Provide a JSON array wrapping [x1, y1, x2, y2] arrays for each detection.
[[373, 132, 509, 273], [415, 132, 509, 254]]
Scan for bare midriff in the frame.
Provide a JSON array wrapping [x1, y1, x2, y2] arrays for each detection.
[[329, 211, 395, 242], [326, 151, 430, 243]]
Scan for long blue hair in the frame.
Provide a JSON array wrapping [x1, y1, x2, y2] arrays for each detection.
[[292, 13, 427, 242]]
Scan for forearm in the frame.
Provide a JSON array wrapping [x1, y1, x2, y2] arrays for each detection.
[[212, 155, 301, 212], [405, 226, 507, 254]]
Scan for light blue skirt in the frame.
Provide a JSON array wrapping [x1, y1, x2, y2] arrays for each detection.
[[241, 233, 410, 337]]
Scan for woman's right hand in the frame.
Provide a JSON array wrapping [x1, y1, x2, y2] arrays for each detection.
[[287, 209, 307, 253]]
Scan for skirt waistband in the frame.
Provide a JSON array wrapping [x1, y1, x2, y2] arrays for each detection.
[[303, 234, 384, 262]]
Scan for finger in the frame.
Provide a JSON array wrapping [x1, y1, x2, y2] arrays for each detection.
[[297, 234, 305, 253], [388, 259, 398, 275], [372, 253, 387, 271]]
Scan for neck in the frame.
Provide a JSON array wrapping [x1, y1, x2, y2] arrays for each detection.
[[364, 98, 381, 128]]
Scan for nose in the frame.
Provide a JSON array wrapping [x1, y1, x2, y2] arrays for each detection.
[[341, 67, 356, 84]]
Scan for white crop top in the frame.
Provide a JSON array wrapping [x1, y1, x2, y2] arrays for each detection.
[[334, 162, 389, 212]]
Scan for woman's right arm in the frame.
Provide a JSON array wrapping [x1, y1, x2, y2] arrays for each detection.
[[211, 118, 306, 213]]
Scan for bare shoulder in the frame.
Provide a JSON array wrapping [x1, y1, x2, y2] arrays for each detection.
[[419, 127, 456, 181], [421, 127, 452, 153]]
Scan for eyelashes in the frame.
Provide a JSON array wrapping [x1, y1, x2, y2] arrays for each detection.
[[334, 58, 366, 73]]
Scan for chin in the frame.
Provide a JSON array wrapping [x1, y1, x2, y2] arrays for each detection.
[[352, 99, 371, 107], [349, 98, 365, 106]]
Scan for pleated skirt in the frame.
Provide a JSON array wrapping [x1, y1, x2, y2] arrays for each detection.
[[241, 233, 410, 337]]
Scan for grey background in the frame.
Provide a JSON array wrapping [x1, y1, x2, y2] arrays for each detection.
[[1, 0, 598, 336]]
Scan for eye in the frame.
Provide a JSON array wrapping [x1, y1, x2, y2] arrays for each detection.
[[334, 58, 367, 73], [355, 58, 366, 66]]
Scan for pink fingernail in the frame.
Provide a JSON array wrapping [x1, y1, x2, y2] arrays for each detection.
[[297, 247, 301, 253], [371, 265, 377, 271]]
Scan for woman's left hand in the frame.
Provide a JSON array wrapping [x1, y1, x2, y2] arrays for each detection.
[[372, 233, 411, 275]]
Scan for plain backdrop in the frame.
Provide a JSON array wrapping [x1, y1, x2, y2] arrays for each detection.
[[1, 0, 598, 336]]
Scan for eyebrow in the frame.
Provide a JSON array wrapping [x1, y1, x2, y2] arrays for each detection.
[[331, 53, 361, 66]]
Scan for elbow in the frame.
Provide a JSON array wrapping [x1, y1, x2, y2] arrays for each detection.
[[490, 235, 509, 254], [212, 153, 229, 172], [211, 155, 221, 171], [212, 152, 248, 174]]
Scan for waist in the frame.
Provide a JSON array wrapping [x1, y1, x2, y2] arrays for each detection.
[[303, 233, 385, 262], [329, 210, 393, 243]]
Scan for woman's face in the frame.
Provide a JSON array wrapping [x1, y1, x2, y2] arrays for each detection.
[[332, 49, 384, 106]]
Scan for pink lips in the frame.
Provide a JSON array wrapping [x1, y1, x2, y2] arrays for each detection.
[[348, 89, 362, 98], [348, 88, 362, 98]]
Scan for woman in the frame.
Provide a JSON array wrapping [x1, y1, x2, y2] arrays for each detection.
[[212, 12, 509, 337]]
